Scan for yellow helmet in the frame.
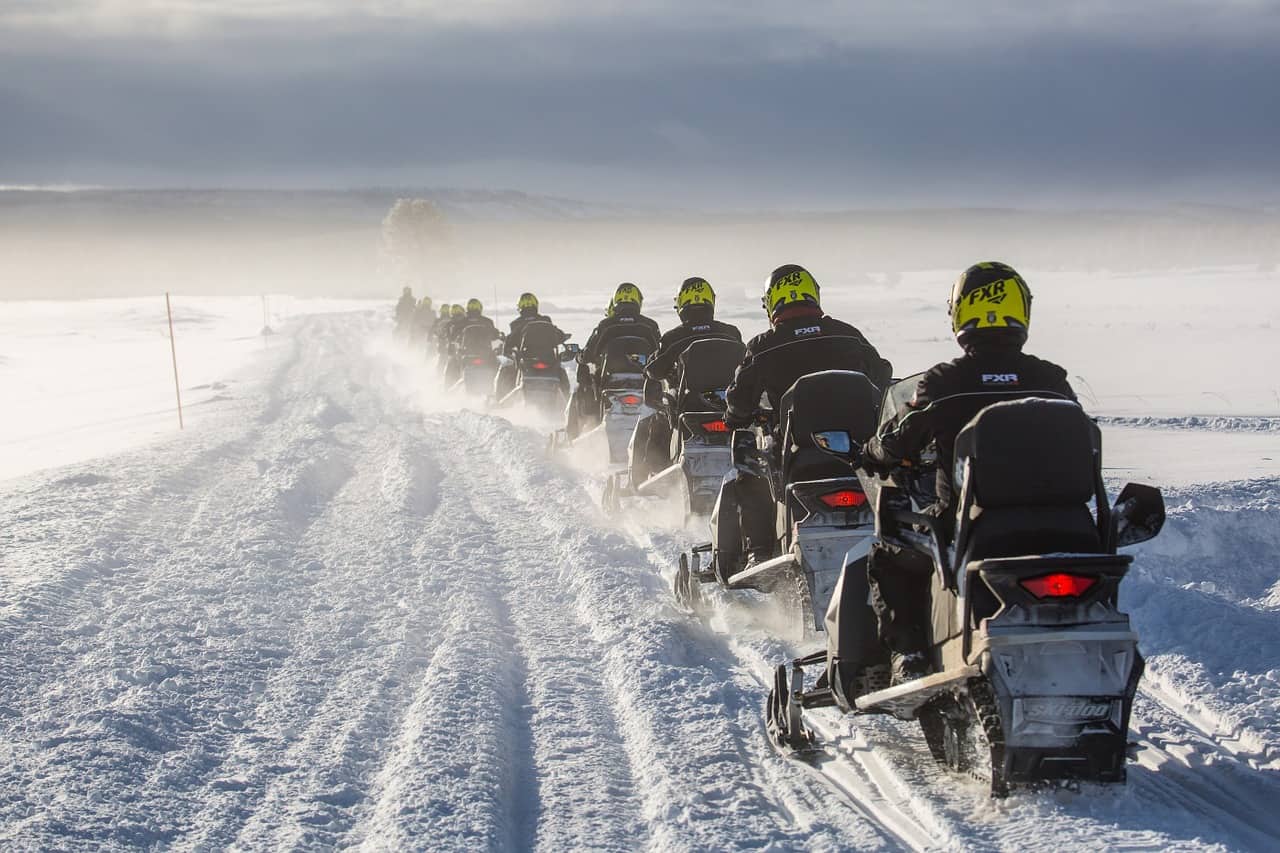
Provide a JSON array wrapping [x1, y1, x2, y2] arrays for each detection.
[[612, 282, 643, 308], [450, 304, 465, 318], [517, 292, 539, 314], [466, 298, 483, 315], [763, 264, 821, 318], [948, 262, 1032, 347], [674, 277, 715, 312], [419, 296, 433, 309], [439, 304, 450, 318]]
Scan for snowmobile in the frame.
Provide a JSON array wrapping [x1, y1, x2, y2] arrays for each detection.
[[548, 336, 652, 464], [495, 322, 577, 416], [673, 370, 883, 633], [602, 338, 746, 518], [766, 391, 1166, 796], [448, 323, 502, 399]]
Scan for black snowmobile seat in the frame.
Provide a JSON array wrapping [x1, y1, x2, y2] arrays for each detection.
[[780, 370, 881, 484], [952, 398, 1106, 564], [675, 338, 746, 412]]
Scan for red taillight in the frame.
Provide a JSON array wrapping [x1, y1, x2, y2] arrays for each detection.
[[472, 357, 486, 365], [701, 419, 728, 433], [621, 395, 641, 405], [819, 489, 867, 508], [1020, 573, 1097, 599], [533, 361, 548, 369]]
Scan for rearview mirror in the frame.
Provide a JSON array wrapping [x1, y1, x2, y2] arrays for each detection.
[[812, 430, 857, 465], [1112, 482, 1165, 548]]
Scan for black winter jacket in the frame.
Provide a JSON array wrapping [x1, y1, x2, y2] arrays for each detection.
[[865, 345, 1077, 507], [724, 306, 892, 428]]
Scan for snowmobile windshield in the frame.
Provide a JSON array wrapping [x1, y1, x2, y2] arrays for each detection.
[[880, 371, 927, 430]]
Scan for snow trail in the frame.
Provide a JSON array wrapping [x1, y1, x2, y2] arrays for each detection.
[[0, 314, 895, 850], [3, 311, 1278, 851]]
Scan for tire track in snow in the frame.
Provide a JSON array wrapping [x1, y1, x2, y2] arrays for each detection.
[[619, 519, 951, 852], [2, 315, 441, 848], [442, 412, 904, 851], [1128, 690, 1280, 851], [0, 334, 359, 846]]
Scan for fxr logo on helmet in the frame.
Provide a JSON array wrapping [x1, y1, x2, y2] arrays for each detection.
[[966, 280, 1008, 306]]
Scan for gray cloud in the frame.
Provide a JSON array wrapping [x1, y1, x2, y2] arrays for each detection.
[[2, 2, 1279, 206]]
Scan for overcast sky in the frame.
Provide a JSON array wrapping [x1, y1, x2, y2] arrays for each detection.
[[3, 1, 1279, 207]]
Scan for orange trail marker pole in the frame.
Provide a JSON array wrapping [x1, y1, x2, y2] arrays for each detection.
[[166, 292, 184, 430]]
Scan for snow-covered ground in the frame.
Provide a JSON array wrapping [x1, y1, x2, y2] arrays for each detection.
[[1, 269, 1278, 850], [0, 296, 375, 481]]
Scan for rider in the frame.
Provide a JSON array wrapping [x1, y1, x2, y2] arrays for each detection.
[[411, 295, 435, 345], [445, 298, 501, 384], [437, 303, 467, 377], [862, 261, 1077, 684], [722, 264, 892, 570], [630, 277, 742, 483], [495, 292, 571, 400], [432, 304, 453, 361], [394, 286, 416, 335], [567, 283, 661, 438]]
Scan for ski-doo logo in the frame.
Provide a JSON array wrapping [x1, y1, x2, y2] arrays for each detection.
[[794, 325, 821, 337], [982, 373, 1020, 385], [691, 324, 711, 331], [618, 317, 634, 323], [967, 280, 1007, 306]]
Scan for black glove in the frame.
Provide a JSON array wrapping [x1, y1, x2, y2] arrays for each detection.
[[860, 453, 899, 478]]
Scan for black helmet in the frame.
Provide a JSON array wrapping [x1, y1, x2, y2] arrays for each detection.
[[948, 262, 1032, 349]]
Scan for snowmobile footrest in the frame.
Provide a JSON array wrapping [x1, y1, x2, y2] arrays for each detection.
[[634, 462, 684, 496], [792, 650, 827, 668], [726, 554, 797, 591], [854, 665, 980, 720]]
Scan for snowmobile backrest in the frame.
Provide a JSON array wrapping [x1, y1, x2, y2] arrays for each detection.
[[779, 370, 881, 484], [953, 398, 1107, 565], [675, 338, 745, 410], [461, 323, 495, 355], [517, 320, 562, 360], [601, 335, 652, 379]]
